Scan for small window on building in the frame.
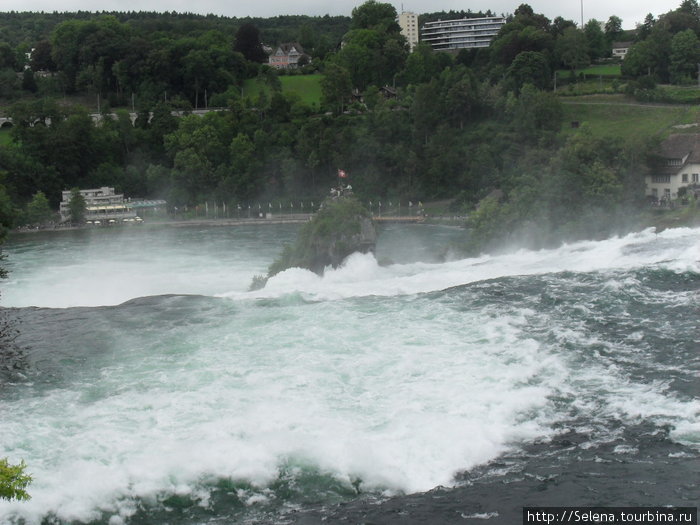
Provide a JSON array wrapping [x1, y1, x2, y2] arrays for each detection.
[[682, 174, 689, 182], [664, 188, 671, 199], [694, 173, 699, 183]]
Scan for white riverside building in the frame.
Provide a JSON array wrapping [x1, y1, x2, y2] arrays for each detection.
[[59, 187, 137, 223], [421, 16, 506, 52]]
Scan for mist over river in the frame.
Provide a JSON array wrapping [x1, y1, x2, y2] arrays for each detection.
[[1, 224, 698, 524]]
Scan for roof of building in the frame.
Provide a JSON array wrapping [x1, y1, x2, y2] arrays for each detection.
[[659, 134, 700, 160], [654, 134, 700, 175], [612, 41, 633, 48], [275, 42, 306, 55]]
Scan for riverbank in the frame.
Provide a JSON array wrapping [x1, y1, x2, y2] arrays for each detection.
[[10, 214, 314, 235], [642, 204, 700, 232]]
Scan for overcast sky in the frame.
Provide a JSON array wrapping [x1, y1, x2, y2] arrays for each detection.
[[0, 0, 683, 30]]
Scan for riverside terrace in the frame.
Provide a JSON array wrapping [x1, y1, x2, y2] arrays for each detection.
[[59, 186, 166, 223]]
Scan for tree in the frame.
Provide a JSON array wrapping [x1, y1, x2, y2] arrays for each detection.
[[604, 16, 623, 42], [514, 4, 535, 18], [0, 458, 32, 501], [446, 68, 481, 128], [510, 84, 563, 136], [334, 34, 377, 90], [507, 51, 551, 91], [490, 24, 554, 66], [658, 9, 700, 35], [622, 28, 672, 82], [0, 42, 17, 70], [411, 79, 442, 144], [584, 20, 609, 60], [398, 42, 442, 85], [551, 16, 577, 36], [556, 27, 590, 71], [622, 40, 657, 77], [0, 185, 17, 252], [679, 0, 700, 18], [67, 187, 86, 223], [25, 191, 53, 226], [512, 4, 551, 31], [21, 69, 37, 93], [0, 68, 20, 99], [669, 29, 700, 84], [182, 48, 213, 108], [638, 14, 656, 40], [321, 63, 352, 115], [351, 0, 399, 32], [233, 23, 267, 63], [30, 39, 55, 72]]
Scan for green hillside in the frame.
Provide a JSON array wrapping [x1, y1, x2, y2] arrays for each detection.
[[561, 97, 699, 140]]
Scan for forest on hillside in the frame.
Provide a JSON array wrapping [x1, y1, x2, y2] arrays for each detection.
[[0, 0, 698, 252]]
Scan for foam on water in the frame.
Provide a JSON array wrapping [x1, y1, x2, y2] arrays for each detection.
[[1, 225, 698, 524], [1, 296, 565, 523], [1, 225, 293, 308], [224, 226, 700, 303]]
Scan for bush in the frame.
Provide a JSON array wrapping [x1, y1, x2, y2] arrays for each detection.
[[0, 458, 32, 501]]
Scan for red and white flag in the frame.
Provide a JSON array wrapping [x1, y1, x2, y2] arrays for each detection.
[[338, 169, 348, 179]]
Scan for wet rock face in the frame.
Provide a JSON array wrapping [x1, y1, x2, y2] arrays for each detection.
[[268, 197, 376, 277]]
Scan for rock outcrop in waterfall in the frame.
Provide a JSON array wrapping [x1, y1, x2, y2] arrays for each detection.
[[251, 190, 376, 289]]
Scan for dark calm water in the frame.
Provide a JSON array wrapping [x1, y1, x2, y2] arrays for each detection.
[[1, 224, 698, 524]]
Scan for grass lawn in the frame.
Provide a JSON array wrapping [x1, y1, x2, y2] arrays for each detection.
[[557, 79, 620, 96], [659, 85, 700, 104], [561, 98, 700, 141], [0, 128, 12, 146], [557, 64, 622, 77], [280, 75, 323, 106], [242, 74, 323, 108]]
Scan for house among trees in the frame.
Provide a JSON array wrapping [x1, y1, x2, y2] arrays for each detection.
[[611, 41, 632, 60], [646, 134, 700, 202], [267, 42, 310, 69]]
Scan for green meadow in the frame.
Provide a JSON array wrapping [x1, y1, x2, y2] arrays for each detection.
[[561, 96, 699, 140], [557, 64, 622, 78], [242, 74, 324, 107]]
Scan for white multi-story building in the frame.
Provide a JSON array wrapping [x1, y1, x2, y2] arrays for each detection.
[[646, 134, 700, 201], [398, 11, 419, 51], [59, 187, 137, 222], [421, 16, 506, 52]]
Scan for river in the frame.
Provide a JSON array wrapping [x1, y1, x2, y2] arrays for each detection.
[[0, 223, 698, 524]]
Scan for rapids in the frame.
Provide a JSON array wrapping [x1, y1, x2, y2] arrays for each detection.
[[0, 224, 698, 524]]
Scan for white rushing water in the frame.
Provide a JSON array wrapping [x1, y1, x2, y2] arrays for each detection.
[[3, 225, 699, 309], [1, 225, 699, 524]]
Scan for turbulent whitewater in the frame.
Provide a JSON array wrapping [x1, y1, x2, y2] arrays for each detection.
[[0, 224, 698, 524]]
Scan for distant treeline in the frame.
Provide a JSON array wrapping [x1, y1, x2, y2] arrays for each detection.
[[0, 11, 351, 50]]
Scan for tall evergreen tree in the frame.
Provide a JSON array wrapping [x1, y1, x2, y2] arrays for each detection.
[[234, 23, 267, 63]]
